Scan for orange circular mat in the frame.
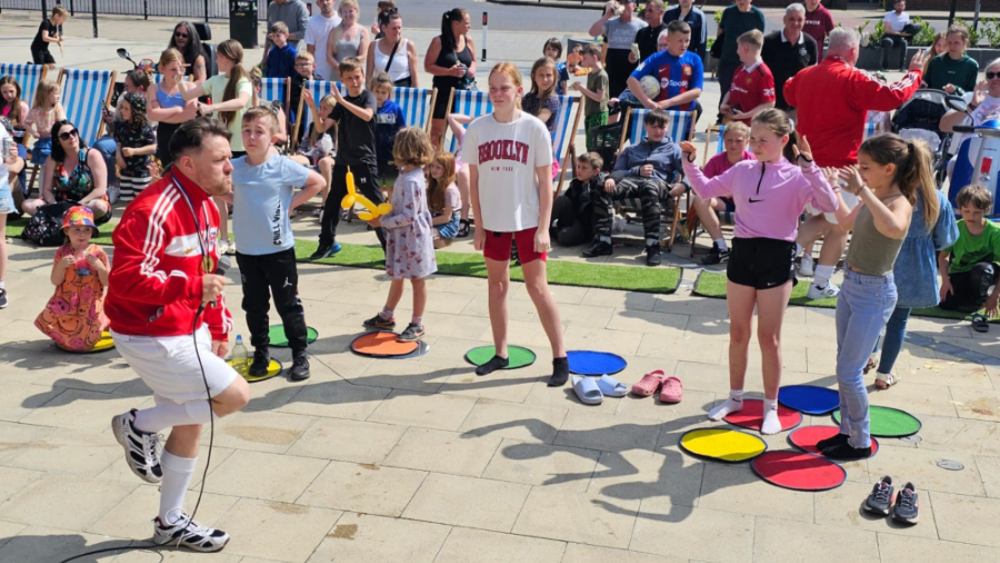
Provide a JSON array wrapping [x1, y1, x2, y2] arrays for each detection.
[[350, 331, 419, 357]]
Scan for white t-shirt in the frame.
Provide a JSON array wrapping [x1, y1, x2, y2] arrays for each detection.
[[882, 11, 910, 33], [461, 112, 553, 232], [0, 126, 11, 195], [304, 13, 342, 81], [950, 93, 1000, 153]]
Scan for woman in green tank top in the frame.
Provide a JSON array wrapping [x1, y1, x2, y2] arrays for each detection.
[[818, 133, 939, 461]]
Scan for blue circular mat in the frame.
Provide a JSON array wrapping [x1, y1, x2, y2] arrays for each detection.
[[778, 385, 840, 415], [567, 350, 627, 376]]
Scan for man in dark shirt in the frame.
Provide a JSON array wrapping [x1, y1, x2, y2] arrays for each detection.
[[634, 0, 667, 63], [664, 0, 708, 60], [762, 4, 817, 113], [717, 0, 766, 111]]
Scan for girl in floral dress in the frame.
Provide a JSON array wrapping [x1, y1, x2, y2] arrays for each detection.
[[362, 127, 437, 342]]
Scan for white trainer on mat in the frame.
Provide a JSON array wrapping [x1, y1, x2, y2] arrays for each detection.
[[154, 512, 230, 552], [806, 282, 840, 300]]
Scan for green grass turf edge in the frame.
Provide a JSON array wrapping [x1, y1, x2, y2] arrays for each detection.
[[691, 269, 999, 323]]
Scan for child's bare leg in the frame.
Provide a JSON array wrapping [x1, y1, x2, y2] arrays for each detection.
[[411, 278, 427, 320], [521, 258, 570, 386], [385, 278, 405, 311], [709, 280, 756, 420], [694, 196, 726, 243], [456, 165, 471, 221], [756, 281, 794, 434], [476, 257, 511, 376], [318, 157, 334, 207], [430, 119, 446, 149]]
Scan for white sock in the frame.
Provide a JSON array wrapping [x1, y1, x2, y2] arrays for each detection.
[[760, 398, 782, 435], [0, 280, 5, 289], [795, 243, 803, 257], [159, 451, 197, 525], [714, 238, 729, 251], [134, 400, 213, 434], [813, 265, 835, 288], [708, 389, 744, 421]]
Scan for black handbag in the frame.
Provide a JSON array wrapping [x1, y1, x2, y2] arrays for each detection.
[[21, 201, 75, 247]]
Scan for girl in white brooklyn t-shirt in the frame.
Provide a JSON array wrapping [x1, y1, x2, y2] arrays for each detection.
[[461, 62, 569, 387]]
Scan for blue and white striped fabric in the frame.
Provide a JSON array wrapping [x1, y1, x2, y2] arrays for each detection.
[[294, 79, 344, 148], [60, 69, 116, 146], [448, 90, 493, 153], [715, 125, 727, 155], [624, 108, 695, 147], [552, 94, 578, 167], [0, 63, 48, 106], [259, 77, 289, 117], [393, 87, 435, 133], [863, 119, 882, 141]]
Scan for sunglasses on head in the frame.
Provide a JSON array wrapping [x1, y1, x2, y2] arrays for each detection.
[[987, 71, 1000, 80], [58, 128, 79, 141]]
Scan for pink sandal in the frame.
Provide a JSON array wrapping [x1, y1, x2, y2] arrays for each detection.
[[632, 370, 666, 397], [659, 376, 683, 403]]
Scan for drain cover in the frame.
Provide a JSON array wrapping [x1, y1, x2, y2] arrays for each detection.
[[899, 435, 922, 444], [937, 460, 964, 471]]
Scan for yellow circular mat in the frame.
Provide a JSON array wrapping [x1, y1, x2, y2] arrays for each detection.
[[57, 331, 115, 353], [227, 359, 283, 383], [679, 428, 767, 463]]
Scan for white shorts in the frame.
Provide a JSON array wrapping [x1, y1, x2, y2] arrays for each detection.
[[111, 326, 237, 405], [805, 189, 858, 225]]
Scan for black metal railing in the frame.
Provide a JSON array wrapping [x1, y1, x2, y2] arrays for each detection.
[[1, 0, 276, 21]]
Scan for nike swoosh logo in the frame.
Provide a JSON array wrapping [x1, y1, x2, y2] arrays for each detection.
[[748, 198, 763, 203]]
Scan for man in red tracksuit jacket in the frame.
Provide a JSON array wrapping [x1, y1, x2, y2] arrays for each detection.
[[783, 27, 927, 301], [105, 118, 249, 553]]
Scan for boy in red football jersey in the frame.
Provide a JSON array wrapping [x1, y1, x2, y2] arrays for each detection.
[[721, 30, 775, 126]]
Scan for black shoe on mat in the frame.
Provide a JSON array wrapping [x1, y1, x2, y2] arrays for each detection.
[[289, 350, 311, 381], [248, 349, 270, 377]]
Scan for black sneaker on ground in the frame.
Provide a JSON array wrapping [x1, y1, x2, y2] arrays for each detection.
[[0, 288, 7, 308], [701, 244, 731, 265], [398, 323, 425, 341], [289, 350, 310, 381], [111, 409, 163, 484], [645, 244, 662, 267], [864, 475, 894, 516], [154, 513, 230, 552], [363, 313, 396, 329], [892, 482, 919, 525], [309, 242, 342, 260], [248, 349, 270, 377], [582, 239, 613, 258]]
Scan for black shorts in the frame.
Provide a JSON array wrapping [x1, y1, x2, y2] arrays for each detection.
[[32, 50, 55, 65], [432, 85, 456, 120], [727, 237, 797, 290]]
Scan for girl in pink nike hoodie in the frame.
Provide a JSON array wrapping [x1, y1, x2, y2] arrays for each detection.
[[680, 108, 842, 435]]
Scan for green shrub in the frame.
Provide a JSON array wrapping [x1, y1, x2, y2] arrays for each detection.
[[909, 16, 936, 47], [955, 18, 981, 47], [982, 17, 1000, 49], [871, 20, 885, 44], [714, 9, 722, 24]]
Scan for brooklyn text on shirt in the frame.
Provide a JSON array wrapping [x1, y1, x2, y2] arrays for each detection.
[[478, 139, 529, 166]]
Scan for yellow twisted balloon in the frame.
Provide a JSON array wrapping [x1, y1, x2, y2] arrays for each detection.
[[341, 166, 392, 221]]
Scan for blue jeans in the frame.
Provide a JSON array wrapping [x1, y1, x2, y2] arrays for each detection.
[[93, 136, 118, 184], [876, 306, 912, 376], [835, 269, 897, 448]]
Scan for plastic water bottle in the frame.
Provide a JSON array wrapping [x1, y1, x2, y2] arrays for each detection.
[[231, 335, 249, 376]]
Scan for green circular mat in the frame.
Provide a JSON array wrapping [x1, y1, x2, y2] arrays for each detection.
[[832, 406, 921, 438], [268, 326, 318, 348], [464, 346, 536, 369]]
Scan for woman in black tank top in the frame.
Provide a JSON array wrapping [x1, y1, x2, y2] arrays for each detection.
[[425, 8, 477, 147]]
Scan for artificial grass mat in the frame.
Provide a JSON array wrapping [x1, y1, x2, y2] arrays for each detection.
[[6, 217, 682, 294], [692, 270, 999, 323]]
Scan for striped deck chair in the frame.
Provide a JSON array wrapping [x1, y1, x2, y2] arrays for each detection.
[[615, 107, 698, 251], [291, 80, 344, 152], [553, 94, 583, 195], [394, 87, 437, 133], [0, 63, 47, 107], [690, 123, 737, 257], [59, 69, 117, 146], [446, 90, 493, 153]]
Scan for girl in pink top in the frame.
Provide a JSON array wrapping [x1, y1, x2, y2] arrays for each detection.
[[692, 121, 755, 265], [679, 109, 841, 435]]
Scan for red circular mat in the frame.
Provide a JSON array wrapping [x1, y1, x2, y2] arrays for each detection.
[[724, 399, 802, 432], [350, 331, 419, 357], [751, 451, 846, 491], [788, 425, 879, 458]]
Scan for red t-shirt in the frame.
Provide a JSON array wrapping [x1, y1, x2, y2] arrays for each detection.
[[727, 61, 776, 126], [803, 5, 835, 59]]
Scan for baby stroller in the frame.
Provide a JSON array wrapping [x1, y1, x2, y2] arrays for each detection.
[[891, 89, 951, 183]]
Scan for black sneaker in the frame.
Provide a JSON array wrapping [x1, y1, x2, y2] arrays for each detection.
[[289, 350, 310, 381], [891, 482, 919, 525], [363, 313, 395, 329], [582, 239, 613, 258], [0, 288, 7, 309], [154, 513, 230, 552], [111, 409, 163, 484], [398, 323, 425, 342], [248, 349, 270, 377], [864, 476, 894, 516], [309, 242, 342, 260], [457, 219, 470, 238], [645, 244, 662, 267], [701, 244, 731, 265]]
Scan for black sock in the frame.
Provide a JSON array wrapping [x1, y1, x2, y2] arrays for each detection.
[[816, 433, 849, 452], [547, 357, 570, 387], [475, 355, 509, 376], [821, 442, 872, 460]]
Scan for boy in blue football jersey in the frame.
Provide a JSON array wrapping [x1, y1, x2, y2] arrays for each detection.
[[626, 20, 704, 117]]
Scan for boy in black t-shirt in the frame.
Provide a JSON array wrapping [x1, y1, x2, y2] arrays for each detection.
[[31, 6, 68, 70], [310, 57, 387, 260]]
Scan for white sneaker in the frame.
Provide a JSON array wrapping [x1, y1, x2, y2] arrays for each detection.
[[111, 409, 163, 484], [799, 254, 815, 277], [807, 282, 841, 300], [154, 512, 230, 552]]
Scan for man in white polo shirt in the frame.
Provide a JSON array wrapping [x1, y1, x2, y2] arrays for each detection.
[[304, 0, 342, 80]]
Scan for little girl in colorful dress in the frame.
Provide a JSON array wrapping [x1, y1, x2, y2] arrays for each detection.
[[35, 206, 110, 351]]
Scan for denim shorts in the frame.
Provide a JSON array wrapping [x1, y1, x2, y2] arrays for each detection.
[[0, 180, 14, 214], [435, 211, 460, 239], [30, 136, 51, 166]]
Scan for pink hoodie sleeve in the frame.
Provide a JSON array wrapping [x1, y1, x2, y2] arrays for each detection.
[[799, 161, 839, 213], [682, 158, 737, 200]]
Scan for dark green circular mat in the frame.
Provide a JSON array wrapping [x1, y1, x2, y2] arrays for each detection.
[[268, 325, 319, 348], [832, 406, 921, 438], [464, 345, 536, 369]]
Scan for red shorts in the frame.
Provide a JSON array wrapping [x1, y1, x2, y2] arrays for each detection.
[[483, 227, 547, 264]]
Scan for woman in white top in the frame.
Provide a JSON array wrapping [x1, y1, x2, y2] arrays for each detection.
[[461, 62, 568, 387], [366, 10, 419, 88], [327, 0, 370, 81]]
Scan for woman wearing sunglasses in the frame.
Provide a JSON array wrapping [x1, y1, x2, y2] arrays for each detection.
[[167, 21, 207, 85], [22, 120, 111, 223], [941, 58, 1000, 180]]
